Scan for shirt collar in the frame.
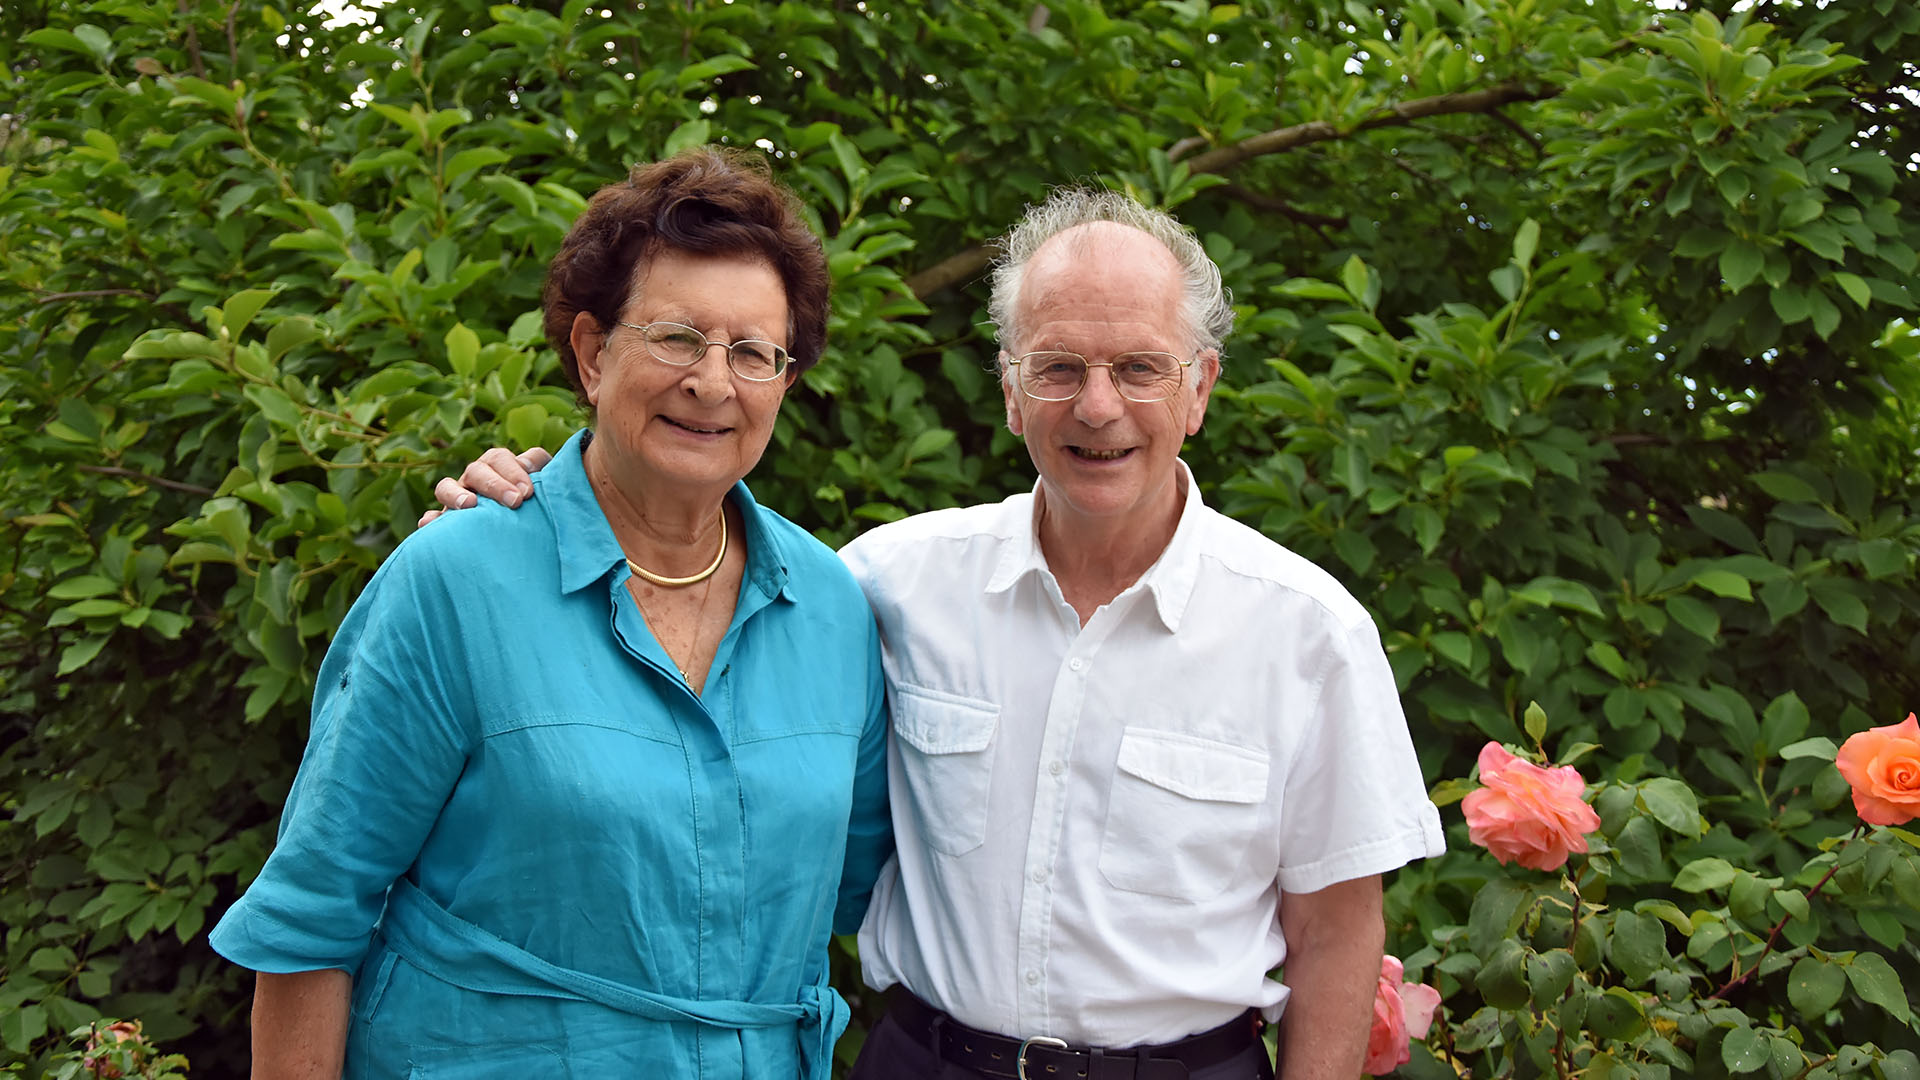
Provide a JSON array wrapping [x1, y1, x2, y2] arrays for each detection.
[[982, 460, 1206, 633], [536, 429, 795, 603]]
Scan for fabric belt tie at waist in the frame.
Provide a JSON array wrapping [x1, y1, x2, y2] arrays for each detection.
[[380, 879, 848, 1079]]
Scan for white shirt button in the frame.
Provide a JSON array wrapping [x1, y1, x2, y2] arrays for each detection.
[[1026, 970, 1041, 985], [1031, 867, 1049, 884], [1048, 760, 1065, 777], [1068, 658, 1085, 672]]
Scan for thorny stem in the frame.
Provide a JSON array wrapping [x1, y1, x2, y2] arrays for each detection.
[[1709, 823, 1864, 1000]]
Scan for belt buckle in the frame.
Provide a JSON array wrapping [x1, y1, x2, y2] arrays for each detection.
[[1016, 1035, 1069, 1080]]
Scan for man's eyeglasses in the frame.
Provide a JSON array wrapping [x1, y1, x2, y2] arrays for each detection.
[[616, 321, 790, 382], [1006, 350, 1193, 403]]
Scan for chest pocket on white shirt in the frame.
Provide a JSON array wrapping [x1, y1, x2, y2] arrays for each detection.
[[892, 685, 1000, 857], [1099, 728, 1271, 901]]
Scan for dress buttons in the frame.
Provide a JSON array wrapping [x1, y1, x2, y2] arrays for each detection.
[[1048, 760, 1065, 777], [1031, 867, 1049, 884], [1025, 970, 1041, 985], [1068, 657, 1085, 672]]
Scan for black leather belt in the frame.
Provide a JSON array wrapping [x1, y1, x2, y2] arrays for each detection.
[[885, 988, 1264, 1080]]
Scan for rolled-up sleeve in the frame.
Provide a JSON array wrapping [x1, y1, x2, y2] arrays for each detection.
[[210, 548, 475, 973]]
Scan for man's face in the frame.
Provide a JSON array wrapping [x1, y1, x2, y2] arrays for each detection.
[[1000, 223, 1217, 534]]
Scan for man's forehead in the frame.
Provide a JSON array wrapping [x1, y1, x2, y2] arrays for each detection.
[[1016, 224, 1184, 342], [1028, 220, 1177, 275]]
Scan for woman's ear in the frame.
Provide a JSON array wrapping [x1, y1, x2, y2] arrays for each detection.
[[572, 311, 607, 407]]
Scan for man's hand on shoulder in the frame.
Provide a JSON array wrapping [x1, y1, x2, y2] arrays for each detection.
[[418, 447, 552, 527]]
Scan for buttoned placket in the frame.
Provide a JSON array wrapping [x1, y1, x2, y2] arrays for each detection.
[[605, 566, 779, 1075], [1012, 569, 1131, 1030]]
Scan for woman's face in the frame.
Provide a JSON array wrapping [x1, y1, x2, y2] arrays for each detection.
[[573, 249, 793, 496]]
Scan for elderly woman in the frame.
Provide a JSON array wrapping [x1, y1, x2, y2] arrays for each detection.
[[209, 149, 890, 1079]]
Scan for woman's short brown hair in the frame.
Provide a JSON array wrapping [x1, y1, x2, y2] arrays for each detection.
[[541, 148, 830, 398]]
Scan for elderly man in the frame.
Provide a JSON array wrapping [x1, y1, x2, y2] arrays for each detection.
[[431, 189, 1442, 1080]]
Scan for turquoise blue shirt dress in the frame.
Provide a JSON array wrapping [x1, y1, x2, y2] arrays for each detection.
[[209, 430, 892, 1079]]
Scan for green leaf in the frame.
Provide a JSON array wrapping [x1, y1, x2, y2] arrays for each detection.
[[58, 636, 109, 676], [1489, 264, 1524, 303], [1476, 939, 1530, 1009], [1585, 987, 1648, 1040], [245, 385, 302, 430], [1340, 256, 1372, 308], [1585, 641, 1632, 681], [48, 575, 119, 600], [266, 316, 323, 362], [1719, 240, 1763, 291], [1844, 951, 1912, 1022], [1722, 1027, 1768, 1074], [222, 287, 279, 338], [445, 323, 480, 378], [1674, 857, 1736, 892], [1639, 778, 1704, 837], [1469, 877, 1531, 957], [1752, 471, 1821, 503], [0, 1004, 47, 1052], [1831, 271, 1871, 308], [1524, 701, 1548, 744], [23, 28, 96, 59], [1608, 910, 1666, 984], [505, 403, 549, 449], [1808, 578, 1869, 634], [1526, 948, 1576, 1005], [676, 53, 756, 89], [1691, 569, 1752, 600], [1665, 594, 1719, 641], [663, 118, 711, 159], [1780, 736, 1837, 761], [905, 427, 955, 462], [1788, 955, 1845, 1018], [1513, 218, 1540, 267]]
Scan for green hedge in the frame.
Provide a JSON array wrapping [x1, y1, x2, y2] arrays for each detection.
[[3, 0, 1916, 1075]]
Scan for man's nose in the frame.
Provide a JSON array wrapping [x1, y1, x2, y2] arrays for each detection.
[[1073, 364, 1127, 425]]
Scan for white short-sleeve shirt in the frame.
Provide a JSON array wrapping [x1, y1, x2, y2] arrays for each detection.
[[840, 464, 1445, 1047]]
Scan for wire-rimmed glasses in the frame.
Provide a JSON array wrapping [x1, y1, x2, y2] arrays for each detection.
[[616, 321, 790, 382], [1006, 350, 1193, 403]]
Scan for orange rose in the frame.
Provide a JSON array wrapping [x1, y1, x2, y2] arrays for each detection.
[[1835, 713, 1920, 826], [1461, 742, 1600, 872]]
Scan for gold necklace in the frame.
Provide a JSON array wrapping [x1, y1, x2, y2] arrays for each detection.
[[626, 507, 727, 587]]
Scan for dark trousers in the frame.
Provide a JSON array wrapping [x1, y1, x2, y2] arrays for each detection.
[[847, 1010, 1278, 1080]]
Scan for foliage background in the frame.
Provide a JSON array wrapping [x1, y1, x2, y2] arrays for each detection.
[[2, 0, 1917, 1075]]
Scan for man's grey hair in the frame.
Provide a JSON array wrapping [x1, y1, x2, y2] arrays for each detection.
[[987, 188, 1235, 359]]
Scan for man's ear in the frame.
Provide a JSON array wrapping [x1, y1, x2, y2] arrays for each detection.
[[1185, 348, 1221, 437], [571, 311, 607, 407], [1000, 352, 1025, 436]]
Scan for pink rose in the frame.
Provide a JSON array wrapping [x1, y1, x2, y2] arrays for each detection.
[[1461, 742, 1601, 872], [1364, 955, 1443, 1075], [1835, 713, 1920, 826]]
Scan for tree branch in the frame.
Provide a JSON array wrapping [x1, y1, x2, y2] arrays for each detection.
[[225, 0, 242, 74], [909, 80, 1560, 299], [1215, 184, 1346, 228], [178, 0, 207, 80], [76, 466, 217, 497], [904, 241, 998, 301], [36, 289, 154, 304], [1182, 80, 1558, 174]]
